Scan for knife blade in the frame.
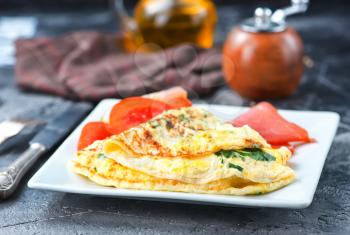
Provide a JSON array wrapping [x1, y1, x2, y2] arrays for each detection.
[[0, 120, 46, 154], [0, 103, 91, 200]]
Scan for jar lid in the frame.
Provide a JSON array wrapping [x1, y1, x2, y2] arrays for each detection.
[[240, 8, 287, 33]]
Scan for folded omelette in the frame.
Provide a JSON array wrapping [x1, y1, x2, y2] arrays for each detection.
[[70, 107, 295, 195]]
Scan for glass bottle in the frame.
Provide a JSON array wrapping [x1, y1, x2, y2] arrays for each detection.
[[115, 0, 217, 52]]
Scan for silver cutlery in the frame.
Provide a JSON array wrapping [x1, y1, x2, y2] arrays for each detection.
[[0, 103, 91, 200]]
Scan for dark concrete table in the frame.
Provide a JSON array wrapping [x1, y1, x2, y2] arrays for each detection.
[[1, 2, 350, 234]]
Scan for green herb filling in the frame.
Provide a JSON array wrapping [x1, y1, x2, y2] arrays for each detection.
[[228, 163, 243, 172], [215, 148, 276, 162], [97, 153, 106, 159]]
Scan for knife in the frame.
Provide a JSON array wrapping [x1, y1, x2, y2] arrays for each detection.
[[0, 103, 91, 200], [0, 119, 46, 155]]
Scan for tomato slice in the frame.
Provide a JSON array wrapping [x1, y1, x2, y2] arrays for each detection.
[[166, 97, 192, 109], [231, 102, 311, 145], [143, 86, 192, 109], [108, 97, 172, 135], [78, 122, 112, 150], [144, 86, 187, 101]]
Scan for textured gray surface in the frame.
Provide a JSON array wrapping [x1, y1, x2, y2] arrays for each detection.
[[1, 2, 350, 234]]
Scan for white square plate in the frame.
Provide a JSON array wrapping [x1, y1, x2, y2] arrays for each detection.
[[28, 99, 340, 208]]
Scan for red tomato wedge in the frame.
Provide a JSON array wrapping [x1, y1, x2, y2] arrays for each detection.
[[143, 86, 192, 109], [143, 86, 187, 101], [108, 97, 172, 135], [78, 122, 112, 150], [166, 97, 192, 109], [231, 102, 311, 145]]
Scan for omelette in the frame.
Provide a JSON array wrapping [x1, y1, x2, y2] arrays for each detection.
[[71, 107, 295, 195]]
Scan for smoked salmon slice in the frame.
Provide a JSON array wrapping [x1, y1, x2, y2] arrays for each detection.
[[231, 102, 311, 145]]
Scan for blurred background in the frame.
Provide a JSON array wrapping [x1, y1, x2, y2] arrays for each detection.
[[1, 0, 348, 66], [1, 0, 349, 103]]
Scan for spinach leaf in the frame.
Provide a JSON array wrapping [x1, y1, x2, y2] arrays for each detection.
[[215, 148, 275, 162], [241, 148, 276, 161], [228, 163, 243, 172]]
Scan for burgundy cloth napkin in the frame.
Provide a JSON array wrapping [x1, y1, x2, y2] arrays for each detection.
[[15, 31, 223, 101]]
